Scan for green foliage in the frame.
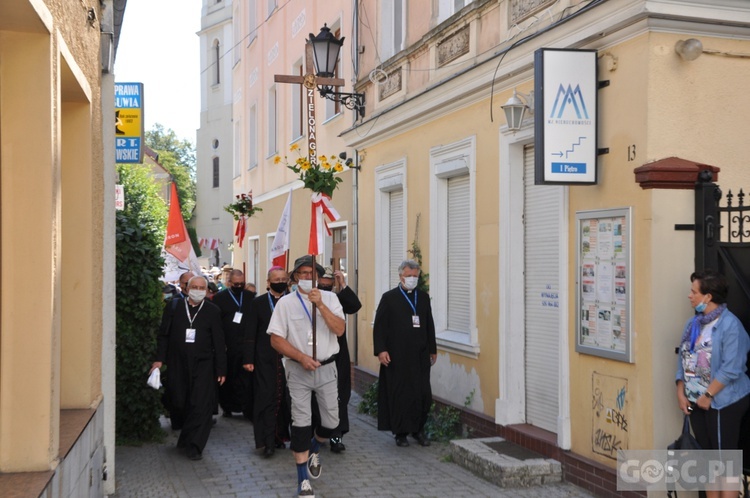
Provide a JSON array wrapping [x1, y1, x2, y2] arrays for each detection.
[[358, 380, 379, 416], [187, 225, 201, 257], [145, 123, 196, 221], [115, 166, 169, 444], [408, 233, 430, 293], [424, 390, 475, 442]]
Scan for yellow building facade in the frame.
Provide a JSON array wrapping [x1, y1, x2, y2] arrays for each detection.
[[0, 0, 119, 495], [341, 0, 750, 494]]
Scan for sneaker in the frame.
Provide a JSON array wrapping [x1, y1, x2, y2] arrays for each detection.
[[307, 452, 322, 479], [330, 437, 346, 453], [298, 478, 315, 497]]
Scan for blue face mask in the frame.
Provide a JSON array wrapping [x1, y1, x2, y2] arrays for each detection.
[[290, 283, 298, 293], [694, 301, 707, 313]]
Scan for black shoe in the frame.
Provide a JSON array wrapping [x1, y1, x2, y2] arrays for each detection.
[[212, 417, 217, 426], [395, 435, 409, 447], [411, 432, 430, 447], [222, 410, 233, 418], [275, 441, 287, 449], [330, 437, 346, 453], [187, 446, 203, 461], [263, 446, 275, 458]]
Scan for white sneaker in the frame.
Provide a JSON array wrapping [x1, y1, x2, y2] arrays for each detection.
[[298, 478, 315, 497], [307, 451, 322, 479]]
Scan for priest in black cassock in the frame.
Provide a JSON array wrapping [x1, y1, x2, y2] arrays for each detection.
[[242, 266, 292, 458], [150, 275, 227, 461], [213, 269, 256, 418], [373, 259, 437, 448]]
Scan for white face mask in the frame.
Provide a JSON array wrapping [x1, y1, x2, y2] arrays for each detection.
[[297, 279, 313, 293], [402, 276, 419, 291], [188, 289, 207, 302]]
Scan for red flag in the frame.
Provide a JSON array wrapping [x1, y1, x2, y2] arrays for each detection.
[[308, 192, 340, 255], [163, 183, 201, 275], [270, 189, 293, 268]]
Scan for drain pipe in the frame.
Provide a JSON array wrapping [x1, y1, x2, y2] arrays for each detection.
[[350, 0, 360, 366]]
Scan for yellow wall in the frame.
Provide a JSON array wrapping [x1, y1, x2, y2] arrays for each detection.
[[0, 0, 104, 471]]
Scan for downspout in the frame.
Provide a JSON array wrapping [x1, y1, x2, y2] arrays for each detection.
[[351, 0, 360, 365]]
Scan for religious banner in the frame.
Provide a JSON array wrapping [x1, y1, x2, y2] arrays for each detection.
[[224, 191, 262, 249], [270, 188, 293, 268], [163, 182, 202, 280]]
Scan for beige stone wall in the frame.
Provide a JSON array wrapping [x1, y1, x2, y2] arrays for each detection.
[[0, 0, 104, 471]]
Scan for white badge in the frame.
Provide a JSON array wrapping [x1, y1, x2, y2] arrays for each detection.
[[412, 315, 421, 328], [233, 312, 243, 324], [186, 328, 196, 343]]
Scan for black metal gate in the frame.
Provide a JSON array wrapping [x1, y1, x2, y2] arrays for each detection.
[[695, 171, 750, 329], [695, 171, 750, 492]]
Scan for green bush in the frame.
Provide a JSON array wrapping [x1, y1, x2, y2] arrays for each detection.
[[115, 163, 168, 444], [358, 380, 379, 416], [424, 390, 475, 442]]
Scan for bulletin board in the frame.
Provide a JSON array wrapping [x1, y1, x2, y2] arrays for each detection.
[[575, 208, 633, 362]]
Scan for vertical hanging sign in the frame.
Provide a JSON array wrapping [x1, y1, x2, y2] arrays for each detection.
[[534, 49, 598, 184], [114, 82, 144, 163]]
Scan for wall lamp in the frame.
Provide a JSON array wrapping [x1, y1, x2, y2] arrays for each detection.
[[501, 88, 534, 131], [675, 38, 703, 61], [338, 151, 358, 169], [309, 25, 366, 118]]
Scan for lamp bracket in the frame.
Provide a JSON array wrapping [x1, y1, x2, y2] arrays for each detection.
[[318, 86, 366, 118], [597, 148, 610, 155], [598, 80, 610, 89]]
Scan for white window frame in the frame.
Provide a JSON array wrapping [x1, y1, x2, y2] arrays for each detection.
[[374, 159, 407, 310], [437, 0, 474, 23], [248, 104, 257, 170], [267, 85, 277, 157], [380, 1, 405, 60], [233, 119, 241, 178], [291, 59, 303, 141], [324, 20, 343, 121], [266, 232, 276, 275], [429, 136, 478, 356], [212, 39, 221, 86], [247, 236, 260, 288], [324, 220, 348, 269]]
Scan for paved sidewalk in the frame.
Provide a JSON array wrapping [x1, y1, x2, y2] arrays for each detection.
[[112, 393, 595, 497]]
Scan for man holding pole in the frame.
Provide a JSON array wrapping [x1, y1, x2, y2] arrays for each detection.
[[267, 255, 345, 497]]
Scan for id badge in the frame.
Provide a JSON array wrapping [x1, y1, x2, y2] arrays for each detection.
[[307, 331, 314, 346], [233, 312, 243, 323], [412, 315, 421, 328], [186, 328, 196, 343]]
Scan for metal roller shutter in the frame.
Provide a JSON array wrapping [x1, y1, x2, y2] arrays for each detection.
[[447, 174, 470, 332]]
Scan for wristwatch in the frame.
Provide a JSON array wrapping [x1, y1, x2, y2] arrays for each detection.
[[704, 390, 714, 399]]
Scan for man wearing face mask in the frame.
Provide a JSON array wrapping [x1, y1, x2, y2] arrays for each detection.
[[267, 256, 345, 498], [242, 266, 293, 457], [373, 259, 437, 448], [311, 267, 361, 453], [213, 269, 256, 419], [150, 276, 227, 461]]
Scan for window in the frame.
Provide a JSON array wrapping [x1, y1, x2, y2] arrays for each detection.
[[212, 157, 220, 188], [212, 39, 221, 85], [267, 0, 276, 19], [437, 0, 473, 23], [233, 120, 241, 178], [429, 136, 477, 354], [375, 159, 407, 299], [232, 5, 241, 66], [325, 26, 342, 119], [381, 0, 405, 60], [248, 0, 257, 44], [248, 105, 257, 169], [267, 85, 277, 156], [247, 237, 260, 287], [291, 61, 303, 140]]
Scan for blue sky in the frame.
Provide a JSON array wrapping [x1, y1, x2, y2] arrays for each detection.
[[114, 0, 201, 143]]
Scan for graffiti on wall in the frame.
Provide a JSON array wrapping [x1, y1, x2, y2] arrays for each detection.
[[592, 372, 628, 459]]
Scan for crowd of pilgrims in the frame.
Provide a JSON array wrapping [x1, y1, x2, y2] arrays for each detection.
[[149, 258, 437, 497]]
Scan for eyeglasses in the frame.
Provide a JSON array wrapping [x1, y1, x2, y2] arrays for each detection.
[[296, 270, 314, 277]]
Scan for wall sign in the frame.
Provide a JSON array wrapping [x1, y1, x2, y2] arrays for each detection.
[[576, 207, 633, 362], [534, 48, 598, 185], [115, 82, 144, 163]]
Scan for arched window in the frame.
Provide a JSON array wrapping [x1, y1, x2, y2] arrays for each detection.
[[212, 39, 221, 85], [212, 157, 220, 187]]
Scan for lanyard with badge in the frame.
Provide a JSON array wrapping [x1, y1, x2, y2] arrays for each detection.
[[295, 291, 315, 345], [184, 298, 205, 343], [228, 289, 243, 323], [399, 286, 420, 327]]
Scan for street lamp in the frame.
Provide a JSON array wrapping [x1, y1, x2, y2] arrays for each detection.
[[501, 88, 534, 132], [308, 24, 366, 117]]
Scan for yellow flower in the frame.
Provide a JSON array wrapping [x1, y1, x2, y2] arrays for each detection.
[[273, 155, 282, 164], [301, 160, 311, 170], [319, 155, 327, 162], [322, 161, 331, 170], [296, 157, 304, 165], [290, 143, 300, 151], [334, 162, 344, 172]]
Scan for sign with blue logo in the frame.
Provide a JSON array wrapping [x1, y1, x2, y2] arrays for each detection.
[[534, 49, 597, 184], [115, 82, 144, 163]]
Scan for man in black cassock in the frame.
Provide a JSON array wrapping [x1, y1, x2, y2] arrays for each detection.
[[373, 259, 437, 447], [242, 266, 292, 457], [312, 267, 361, 453], [213, 269, 256, 418], [151, 275, 227, 460]]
